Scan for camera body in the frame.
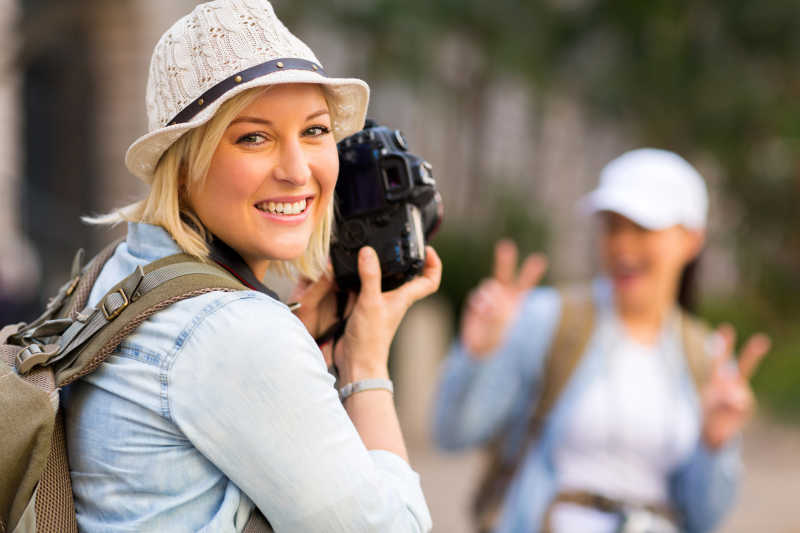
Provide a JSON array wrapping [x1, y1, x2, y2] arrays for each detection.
[[332, 120, 443, 292]]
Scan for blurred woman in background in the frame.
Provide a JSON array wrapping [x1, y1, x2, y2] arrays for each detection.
[[434, 148, 769, 533]]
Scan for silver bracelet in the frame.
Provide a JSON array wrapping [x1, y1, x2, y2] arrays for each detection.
[[338, 378, 394, 401]]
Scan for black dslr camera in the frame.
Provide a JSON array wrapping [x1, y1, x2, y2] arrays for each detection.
[[332, 120, 443, 292]]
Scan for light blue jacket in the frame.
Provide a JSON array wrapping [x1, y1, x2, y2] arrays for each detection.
[[62, 222, 432, 533], [433, 283, 740, 533]]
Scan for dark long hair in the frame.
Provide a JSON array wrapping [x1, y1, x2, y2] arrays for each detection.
[[677, 256, 701, 313]]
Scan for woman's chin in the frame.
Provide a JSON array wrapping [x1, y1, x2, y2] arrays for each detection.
[[612, 276, 649, 310], [258, 240, 311, 264]]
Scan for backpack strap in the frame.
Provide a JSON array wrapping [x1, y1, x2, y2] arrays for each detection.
[[679, 311, 714, 392], [243, 508, 274, 532], [55, 254, 248, 387], [13, 252, 248, 385], [12, 239, 123, 339], [473, 285, 596, 532]]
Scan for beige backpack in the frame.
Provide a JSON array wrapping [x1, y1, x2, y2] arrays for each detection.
[[0, 240, 273, 532]]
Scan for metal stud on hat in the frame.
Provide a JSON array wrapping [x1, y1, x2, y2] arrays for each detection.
[[125, 0, 370, 182]]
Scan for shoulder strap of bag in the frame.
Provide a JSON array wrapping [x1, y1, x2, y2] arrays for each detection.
[[473, 285, 596, 532], [13, 249, 249, 386], [243, 508, 274, 533], [53, 253, 249, 387], [679, 311, 714, 392]]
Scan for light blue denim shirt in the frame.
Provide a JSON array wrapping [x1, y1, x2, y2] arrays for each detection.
[[433, 282, 741, 533], [62, 222, 432, 533]]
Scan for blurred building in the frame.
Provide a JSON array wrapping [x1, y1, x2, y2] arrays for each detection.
[[11, 0, 197, 306]]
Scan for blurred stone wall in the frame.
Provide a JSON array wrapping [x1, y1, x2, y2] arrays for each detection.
[[0, 0, 39, 321], [86, 0, 198, 243]]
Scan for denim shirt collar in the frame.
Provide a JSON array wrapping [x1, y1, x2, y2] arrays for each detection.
[[126, 222, 181, 261]]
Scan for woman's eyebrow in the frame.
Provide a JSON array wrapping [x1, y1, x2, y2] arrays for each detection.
[[230, 116, 272, 126], [230, 109, 330, 127], [306, 109, 330, 120]]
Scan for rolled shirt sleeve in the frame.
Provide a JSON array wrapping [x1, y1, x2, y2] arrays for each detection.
[[669, 437, 742, 533], [167, 292, 432, 533]]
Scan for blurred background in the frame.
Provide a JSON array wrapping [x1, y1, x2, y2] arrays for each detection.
[[2, 0, 798, 531]]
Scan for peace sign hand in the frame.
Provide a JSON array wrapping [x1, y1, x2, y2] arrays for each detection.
[[701, 324, 771, 450], [460, 239, 547, 358]]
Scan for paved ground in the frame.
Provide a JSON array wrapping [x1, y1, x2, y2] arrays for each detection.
[[408, 416, 800, 533], [718, 416, 800, 533]]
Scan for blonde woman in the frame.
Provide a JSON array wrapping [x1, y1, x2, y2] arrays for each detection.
[[62, 2, 439, 532]]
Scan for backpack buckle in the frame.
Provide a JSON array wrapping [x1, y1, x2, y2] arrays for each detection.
[[16, 343, 60, 374], [102, 288, 129, 321]]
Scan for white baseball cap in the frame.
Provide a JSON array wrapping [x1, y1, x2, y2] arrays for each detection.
[[580, 148, 709, 230], [125, 0, 369, 182]]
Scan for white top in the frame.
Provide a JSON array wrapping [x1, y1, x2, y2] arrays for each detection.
[[551, 311, 700, 532]]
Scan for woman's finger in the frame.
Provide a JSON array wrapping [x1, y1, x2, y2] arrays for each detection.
[[709, 324, 735, 378], [737, 333, 771, 380], [515, 254, 548, 292], [493, 239, 518, 285], [357, 246, 382, 303], [711, 323, 736, 376], [391, 246, 443, 305]]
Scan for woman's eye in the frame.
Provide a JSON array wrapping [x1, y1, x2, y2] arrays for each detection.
[[303, 125, 331, 137], [236, 133, 267, 144]]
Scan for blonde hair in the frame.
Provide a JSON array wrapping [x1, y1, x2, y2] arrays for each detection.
[[86, 87, 333, 280]]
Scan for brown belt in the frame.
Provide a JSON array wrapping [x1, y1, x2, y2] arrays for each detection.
[[542, 490, 678, 533]]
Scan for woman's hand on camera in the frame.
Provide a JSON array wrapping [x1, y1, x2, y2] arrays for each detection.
[[461, 239, 547, 358], [701, 324, 770, 450], [334, 245, 442, 383]]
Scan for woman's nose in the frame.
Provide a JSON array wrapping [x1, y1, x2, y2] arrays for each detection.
[[272, 139, 311, 186]]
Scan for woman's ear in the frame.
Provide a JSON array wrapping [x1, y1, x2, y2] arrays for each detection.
[[685, 229, 706, 262]]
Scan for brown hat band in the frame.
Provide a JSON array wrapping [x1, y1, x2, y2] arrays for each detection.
[[167, 57, 327, 127]]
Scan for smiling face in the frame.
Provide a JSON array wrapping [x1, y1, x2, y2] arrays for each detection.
[[187, 84, 338, 279], [600, 212, 703, 314]]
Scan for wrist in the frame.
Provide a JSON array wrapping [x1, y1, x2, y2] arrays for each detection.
[[702, 424, 730, 451], [337, 359, 390, 383]]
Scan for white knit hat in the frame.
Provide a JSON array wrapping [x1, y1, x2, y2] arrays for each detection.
[[125, 0, 369, 182], [580, 148, 709, 230]]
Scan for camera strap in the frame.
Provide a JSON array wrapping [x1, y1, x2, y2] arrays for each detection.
[[314, 291, 349, 347]]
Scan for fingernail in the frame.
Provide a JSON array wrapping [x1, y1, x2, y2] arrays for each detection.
[[360, 246, 375, 261]]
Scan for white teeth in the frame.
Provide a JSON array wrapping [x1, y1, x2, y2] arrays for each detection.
[[257, 199, 307, 215]]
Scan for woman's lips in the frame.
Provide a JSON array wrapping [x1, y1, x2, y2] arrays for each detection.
[[611, 262, 648, 288]]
